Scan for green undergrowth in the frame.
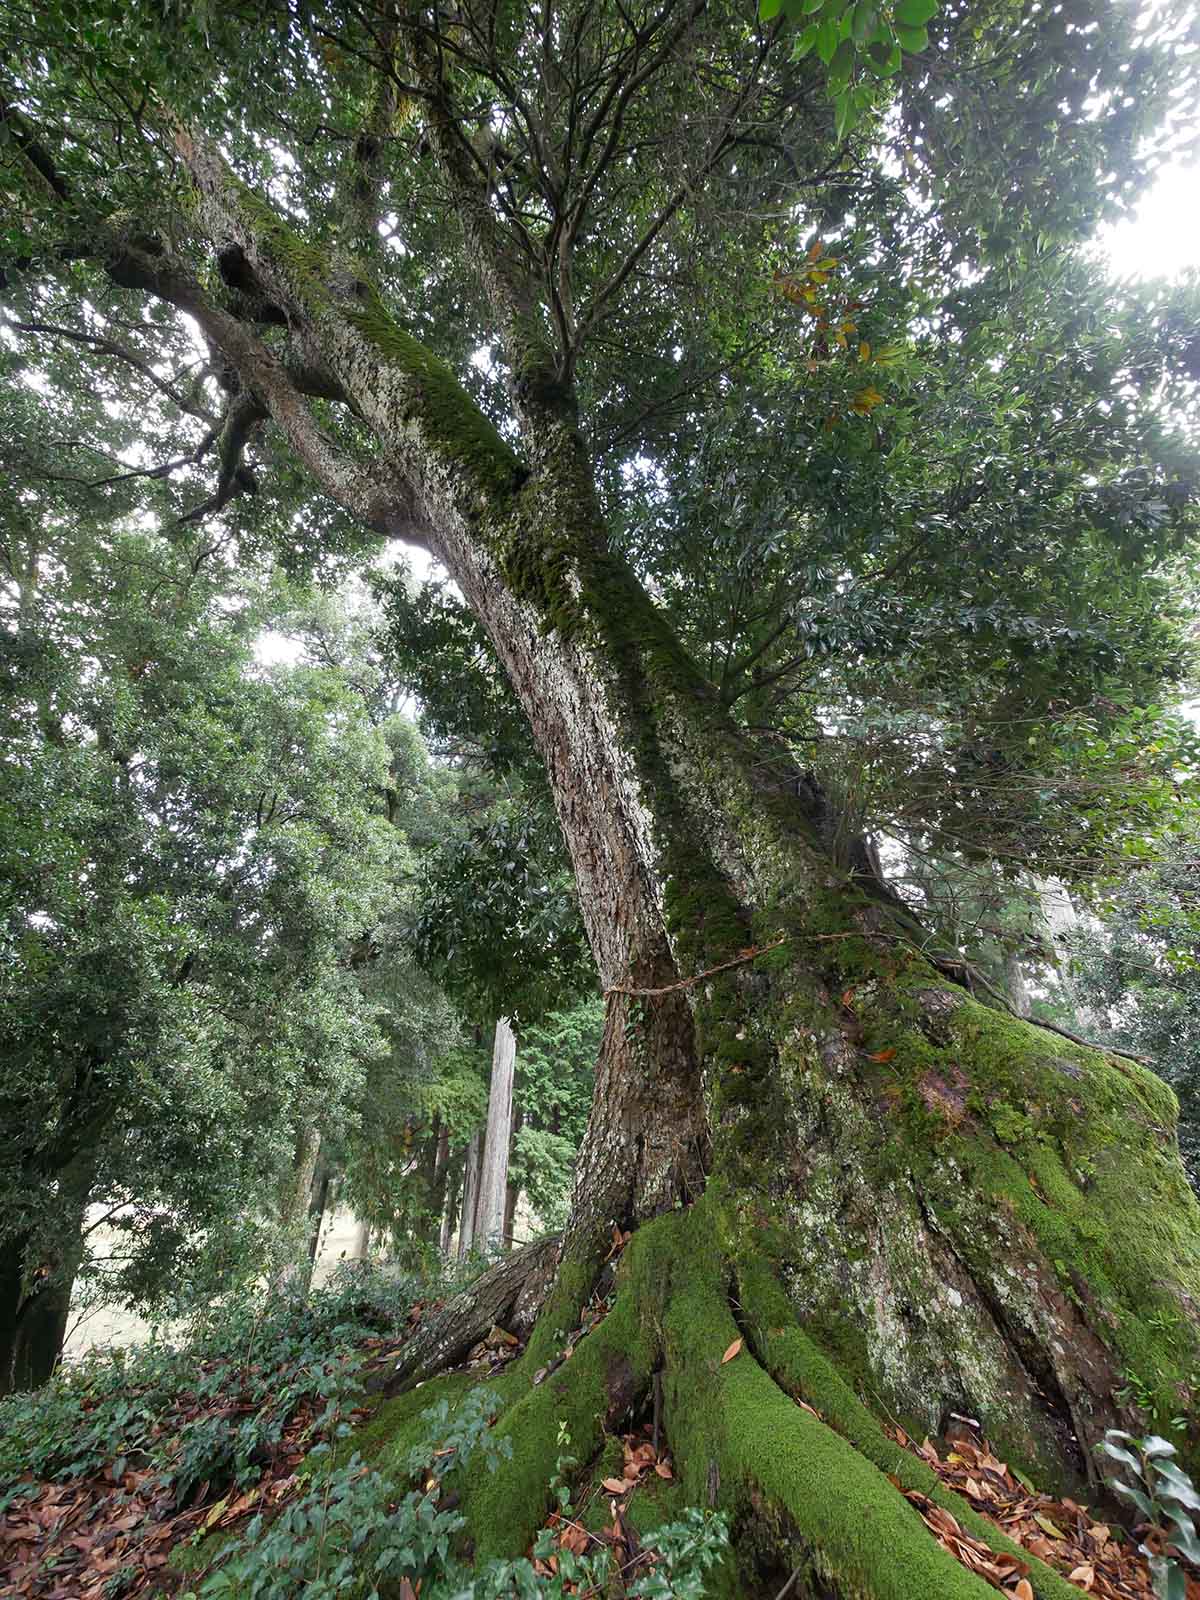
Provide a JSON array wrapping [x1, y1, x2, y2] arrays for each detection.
[[0, 1260, 436, 1508], [176, 1376, 729, 1599]]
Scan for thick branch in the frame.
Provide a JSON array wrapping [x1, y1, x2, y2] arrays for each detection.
[[168, 120, 525, 545], [103, 233, 429, 547]]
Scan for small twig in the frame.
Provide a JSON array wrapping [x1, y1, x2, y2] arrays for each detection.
[[1026, 1013, 1151, 1069], [773, 1569, 802, 1600], [605, 938, 789, 997], [606, 935, 844, 998], [934, 951, 1152, 1065]]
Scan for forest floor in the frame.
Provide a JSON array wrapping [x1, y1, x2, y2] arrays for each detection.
[[1, 1255, 1195, 1599]]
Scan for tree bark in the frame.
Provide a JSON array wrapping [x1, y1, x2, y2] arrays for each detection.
[[128, 127, 1200, 1556], [276, 1123, 322, 1291], [429, 1117, 450, 1251], [475, 1017, 517, 1251], [504, 1105, 523, 1248], [0, 1154, 94, 1394], [438, 1166, 457, 1258], [306, 1162, 334, 1270], [457, 1131, 482, 1261]]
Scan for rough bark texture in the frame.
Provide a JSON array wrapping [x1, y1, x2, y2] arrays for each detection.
[[457, 1131, 482, 1262], [135, 120, 1200, 1591], [0, 1156, 92, 1395]]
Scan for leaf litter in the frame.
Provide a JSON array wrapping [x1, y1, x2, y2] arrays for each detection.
[[888, 1425, 1200, 1598]]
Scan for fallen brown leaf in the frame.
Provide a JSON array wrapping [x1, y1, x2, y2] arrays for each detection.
[[721, 1337, 743, 1364]]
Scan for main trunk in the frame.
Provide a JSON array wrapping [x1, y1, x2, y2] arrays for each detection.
[[403, 402, 1200, 1489], [162, 159, 1200, 1585]]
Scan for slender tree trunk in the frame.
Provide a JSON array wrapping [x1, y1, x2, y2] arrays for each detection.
[[457, 1132, 482, 1261], [276, 1124, 322, 1290], [1004, 948, 1032, 1017], [475, 1018, 516, 1250], [428, 1117, 450, 1250], [503, 1105, 523, 1248], [306, 1161, 334, 1269], [0, 1230, 33, 1396], [439, 1165, 458, 1258]]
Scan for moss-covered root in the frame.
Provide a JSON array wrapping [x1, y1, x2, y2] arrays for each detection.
[[733, 1252, 1086, 1600], [448, 1263, 660, 1562], [656, 1209, 1011, 1600]]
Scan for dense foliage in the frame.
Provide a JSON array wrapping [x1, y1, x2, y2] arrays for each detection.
[[0, 469, 401, 1379], [1048, 828, 1200, 1180]]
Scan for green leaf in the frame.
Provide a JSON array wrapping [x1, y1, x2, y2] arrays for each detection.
[[894, 0, 938, 24], [759, 0, 784, 19], [852, 1, 879, 44], [1144, 1436, 1180, 1459], [1113, 1479, 1157, 1519], [896, 22, 929, 50], [828, 37, 856, 89], [1098, 1439, 1142, 1472], [1159, 1474, 1200, 1514], [833, 87, 857, 140], [1164, 1510, 1200, 1564], [1147, 1554, 1187, 1600], [866, 39, 901, 74], [815, 17, 840, 62], [792, 22, 820, 57]]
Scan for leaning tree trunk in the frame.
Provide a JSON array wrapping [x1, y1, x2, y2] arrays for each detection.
[[149, 132, 1200, 1592]]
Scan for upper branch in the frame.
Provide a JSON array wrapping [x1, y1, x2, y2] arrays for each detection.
[[169, 120, 525, 542], [397, 15, 568, 415], [103, 229, 428, 547]]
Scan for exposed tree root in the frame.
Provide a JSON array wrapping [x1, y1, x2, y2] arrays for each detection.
[[384, 1233, 561, 1395], [361, 1200, 1100, 1597], [731, 1253, 1083, 1600]]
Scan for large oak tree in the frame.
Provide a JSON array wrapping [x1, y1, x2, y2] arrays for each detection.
[[4, 0, 1200, 1588]]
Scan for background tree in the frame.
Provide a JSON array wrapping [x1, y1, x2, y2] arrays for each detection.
[[274, 587, 597, 1262], [1044, 825, 1200, 1184], [0, 378, 400, 1388]]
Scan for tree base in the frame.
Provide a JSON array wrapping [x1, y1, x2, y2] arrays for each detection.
[[346, 1198, 1098, 1599]]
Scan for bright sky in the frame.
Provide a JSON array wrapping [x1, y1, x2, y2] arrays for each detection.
[[1101, 160, 1200, 281]]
